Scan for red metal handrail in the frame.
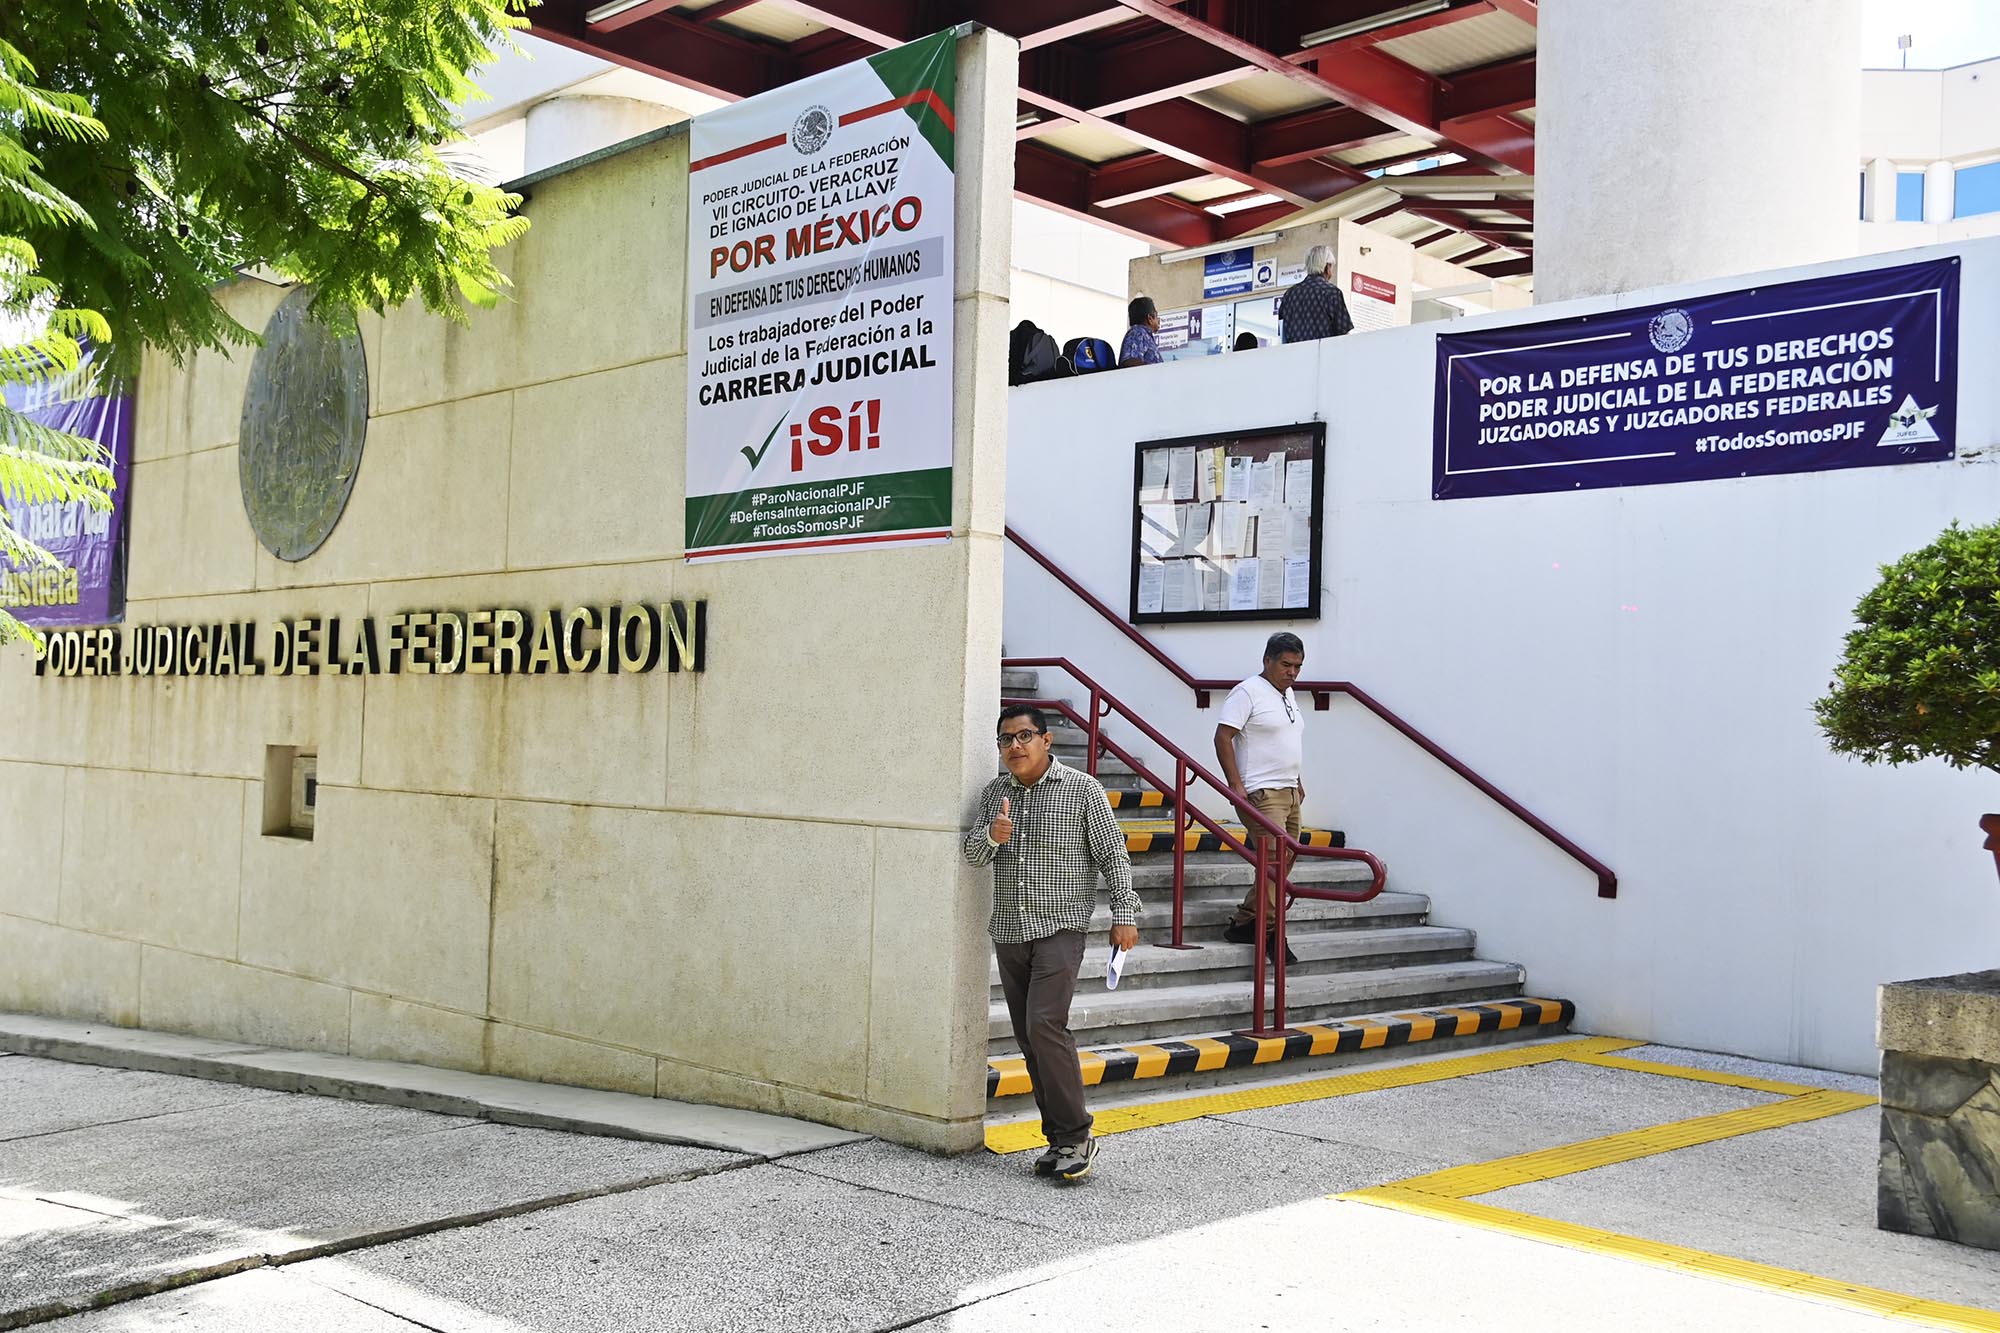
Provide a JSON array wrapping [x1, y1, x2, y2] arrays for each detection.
[[1005, 523, 1618, 899], [1004, 655, 1386, 1036]]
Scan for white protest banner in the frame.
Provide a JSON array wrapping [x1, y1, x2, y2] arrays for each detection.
[[685, 30, 955, 561]]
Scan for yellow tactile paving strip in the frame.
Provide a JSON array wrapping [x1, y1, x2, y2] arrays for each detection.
[[1373, 1088, 1877, 1199], [1346, 1192, 2000, 1332], [990, 1035, 1996, 1330], [982, 1034, 1641, 1155]]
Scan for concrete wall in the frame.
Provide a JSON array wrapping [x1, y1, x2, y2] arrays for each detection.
[[1537, 0, 1861, 301], [1002, 236, 2000, 1076], [0, 30, 1017, 1153]]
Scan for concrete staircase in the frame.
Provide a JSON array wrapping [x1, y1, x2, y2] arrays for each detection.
[[989, 665, 1566, 1098]]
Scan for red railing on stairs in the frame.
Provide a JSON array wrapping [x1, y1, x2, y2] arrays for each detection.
[[1004, 524, 1618, 900], [1002, 655, 1384, 1037]]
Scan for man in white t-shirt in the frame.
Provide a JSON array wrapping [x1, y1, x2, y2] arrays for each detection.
[[1213, 633, 1307, 965]]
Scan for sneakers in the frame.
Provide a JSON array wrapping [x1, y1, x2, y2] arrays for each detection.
[[1049, 1137, 1097, 1182], [1032, 1144, 1061, 1177], [1265, 933, 1300, 968], [1225, 919, 1299, 966]]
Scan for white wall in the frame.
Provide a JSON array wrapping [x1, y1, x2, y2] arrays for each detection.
[[1003, 237, 2000, 1075], [1861, 69, 1945, 161]]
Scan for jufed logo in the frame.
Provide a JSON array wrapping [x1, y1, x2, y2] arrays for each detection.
[[1879, 393, 1940, 446]]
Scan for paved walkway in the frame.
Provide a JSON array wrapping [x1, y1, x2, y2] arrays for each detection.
[[3, 1029, 1996, 1331]]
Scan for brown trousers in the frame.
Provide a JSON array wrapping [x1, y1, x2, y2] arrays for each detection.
[[993, 929, 1092, 1147], [1232, 785, 1302, 926]]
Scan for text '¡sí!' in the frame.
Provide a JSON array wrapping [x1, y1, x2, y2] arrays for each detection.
[[34, 603, 707, 679]]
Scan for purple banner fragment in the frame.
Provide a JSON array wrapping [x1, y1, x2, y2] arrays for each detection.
[[1, 348, 133, 626]]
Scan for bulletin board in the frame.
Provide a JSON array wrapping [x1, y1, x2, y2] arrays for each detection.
[[1128, 422, 1325, 625]]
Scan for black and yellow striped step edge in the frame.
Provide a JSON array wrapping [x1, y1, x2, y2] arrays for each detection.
[[1121, 822, 1345, 854], [986, 997, 1573, 1098], [1103, 789, 1173, 810]]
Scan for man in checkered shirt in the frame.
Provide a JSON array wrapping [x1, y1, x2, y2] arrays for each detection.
[[965, 705, 1138, 1182], [1278, 243, 1353, 343]]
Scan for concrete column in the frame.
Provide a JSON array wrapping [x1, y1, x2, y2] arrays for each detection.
[[1536, 0, 1862, 302], [1864, 157, 1898, 223], [521, 94, 683, 177], [1924, 158, 1957, 223]]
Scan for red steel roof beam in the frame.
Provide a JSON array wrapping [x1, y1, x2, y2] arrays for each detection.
[[530, 1, 787, 102], [1014, 89, 1322, 207], [1083, 32, 1257, 115], [1486, 0, 1537, 26], [1250, 105, 1401, 169], [586, 0, 684, 33], [1288, 0, 1497, 58], [1441, 111, 1534, 173], [1018, 142, 1219, 246], [1399, 195, 1534, 221], [757, 0, 914, 48], [1089, 153, 1214, 207], [1110, 0, 1445, 143]]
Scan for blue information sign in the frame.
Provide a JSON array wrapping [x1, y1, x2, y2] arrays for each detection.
[[1203, 247, 1254, 299], [1432, 258, 1960, 500]]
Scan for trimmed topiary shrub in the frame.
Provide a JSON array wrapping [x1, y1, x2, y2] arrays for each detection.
[[1816, 520, 2000, 774]]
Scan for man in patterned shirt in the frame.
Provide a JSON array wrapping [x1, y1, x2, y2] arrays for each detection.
[[1118, 295, 1164, 367], [965, 705, 1139, 1182], [1278, 244, 1353, 343]]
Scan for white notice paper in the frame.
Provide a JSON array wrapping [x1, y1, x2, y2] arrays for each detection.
[[1284, 557, 1312, 609], [1163, 562, 1199, 613], [1285, 458, 1313, 508], [1168, 447, 1197, 501], [1141, 449, 1170, 499], [1178, 502, 1212, 559], [1140, 503, 1180, 560], [1137, 563, 1165, 615], [1105, 946, 1129, 990], [1196, 448, 1220, 502], [1223, 454, 1251, 501], [1286, 510, 1312, 560], [1257, 555, 1284, 609], [1230, 559, 1260, 611], [1250, 457, 1279, 504], [1216, 502, 1249, 558], [1201, 564, 1226, 611]]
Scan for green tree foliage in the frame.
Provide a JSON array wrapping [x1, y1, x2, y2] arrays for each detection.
[[0, 40, 116, 647], [8, 0, 532, 361], [0, 2, 533, 646], [1816, 521, 2000, 775]]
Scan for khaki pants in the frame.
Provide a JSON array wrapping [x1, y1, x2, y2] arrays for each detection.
[[1232, 785, 1301, 927], [993, 930, 1092, 1148]]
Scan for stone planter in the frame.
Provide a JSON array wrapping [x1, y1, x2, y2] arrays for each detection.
[[1877, 971, 2000, 1249]]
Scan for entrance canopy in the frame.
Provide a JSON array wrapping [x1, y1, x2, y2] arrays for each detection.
[[532, 0, 1536, 278]]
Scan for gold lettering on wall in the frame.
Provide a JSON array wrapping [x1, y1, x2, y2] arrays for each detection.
[[32, 602, 709, 680]]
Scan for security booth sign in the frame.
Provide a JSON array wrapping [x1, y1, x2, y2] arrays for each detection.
[[1432, 257, 1960, 500], [685, 29, 956, 561], [0, 348, 132, 626]]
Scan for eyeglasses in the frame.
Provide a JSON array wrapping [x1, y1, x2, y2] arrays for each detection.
[[997, 729, 1045, 749], [1282, 697, 1296, 724]]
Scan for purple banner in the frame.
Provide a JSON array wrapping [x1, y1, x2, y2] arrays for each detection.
[[1433, 257, 1960, 500], [1, 350, 133, 627]]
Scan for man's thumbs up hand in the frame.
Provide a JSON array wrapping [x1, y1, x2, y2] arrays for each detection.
[[991, 796, 1013, 844]]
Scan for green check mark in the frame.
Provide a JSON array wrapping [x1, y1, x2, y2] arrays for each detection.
[[741, 418, 784, 471]]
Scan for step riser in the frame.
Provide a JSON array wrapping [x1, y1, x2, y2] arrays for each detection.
[[988, 946, 1476, 999], [989, 981, 1526, 1053], [1042, 1019, 1574, 1106]]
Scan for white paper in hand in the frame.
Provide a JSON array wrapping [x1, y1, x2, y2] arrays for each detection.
[[1105, 946, 1129, 990]]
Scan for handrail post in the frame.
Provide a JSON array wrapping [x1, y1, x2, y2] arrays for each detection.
[[1249, 836, 1269, 1034], [1273, 852, 1289, 1033], [1086, 687, 1102, 777], [1166, 760, 1195, 949]]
